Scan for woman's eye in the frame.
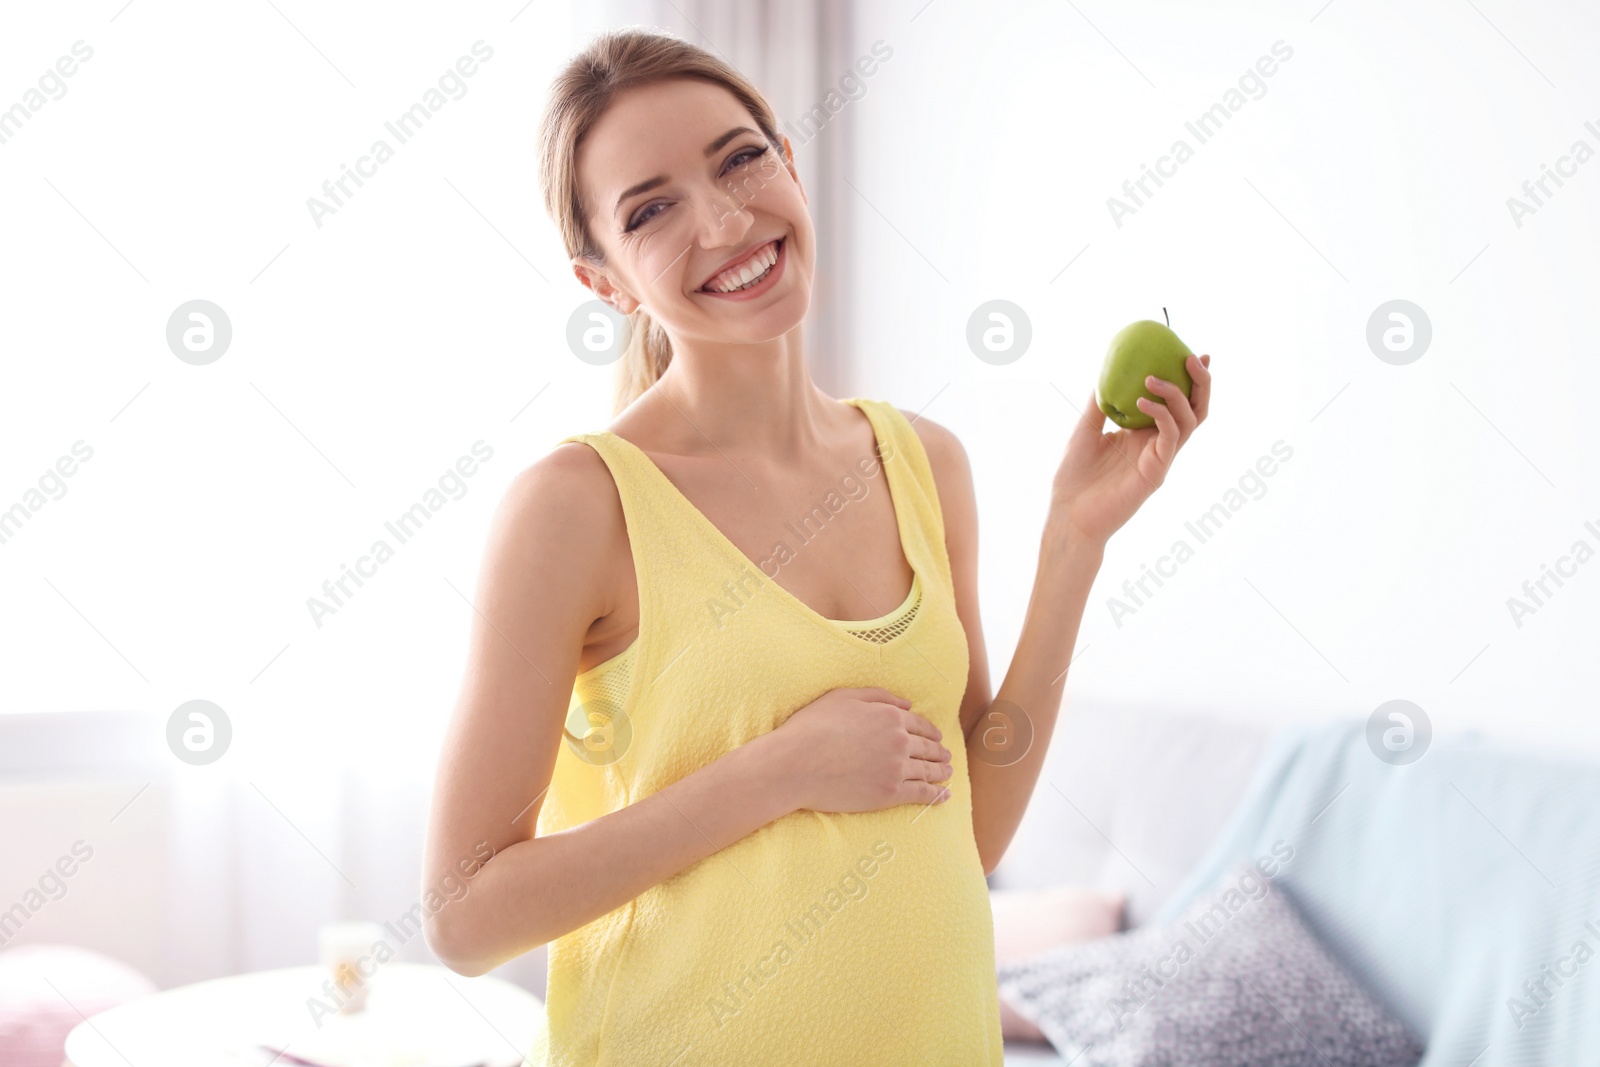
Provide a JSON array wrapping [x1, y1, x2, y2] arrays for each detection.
[[625, 147, 769, 232], [626, 203, 662, 232]]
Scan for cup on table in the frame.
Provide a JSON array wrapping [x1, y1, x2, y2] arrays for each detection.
[[316, 920, 386, 1015]]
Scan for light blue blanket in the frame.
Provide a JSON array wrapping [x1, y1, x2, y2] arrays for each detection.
[[1153, 717, 1600, 1066]]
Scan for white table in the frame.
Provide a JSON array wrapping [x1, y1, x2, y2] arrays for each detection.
[[64, 961, 544, 1067]]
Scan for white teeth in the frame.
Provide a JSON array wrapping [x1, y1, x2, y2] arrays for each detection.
[[712, 247, 771, 291], [706, 241, 778, 293]]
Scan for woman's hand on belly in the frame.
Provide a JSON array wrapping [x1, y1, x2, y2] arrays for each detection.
[[768, 687, 953, 814]]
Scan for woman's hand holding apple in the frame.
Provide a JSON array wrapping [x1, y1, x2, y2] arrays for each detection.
[[1050, 352, 1212, 547]]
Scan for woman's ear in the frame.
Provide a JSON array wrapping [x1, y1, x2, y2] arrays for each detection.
[[781, 135, 806, 206], [572, 258, 638, 314]]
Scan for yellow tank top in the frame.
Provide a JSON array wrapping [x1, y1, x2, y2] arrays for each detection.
[[530, 396, 1004, 1066]]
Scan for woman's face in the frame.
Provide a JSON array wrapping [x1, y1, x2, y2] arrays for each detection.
[[574, 77, 815, 346]]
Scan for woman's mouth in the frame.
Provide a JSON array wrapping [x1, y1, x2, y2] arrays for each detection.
[[698, 237, 786, 300]]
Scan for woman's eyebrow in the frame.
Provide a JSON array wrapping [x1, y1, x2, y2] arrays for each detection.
[[613, 126, 759, 218]]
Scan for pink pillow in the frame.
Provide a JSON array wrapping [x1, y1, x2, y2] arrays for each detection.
[[991, 886, 1125, 1042], [0, 944, 157, 1067]]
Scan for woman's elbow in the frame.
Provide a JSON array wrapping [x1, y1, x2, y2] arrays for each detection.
[[423, 897, 553, 977], [424, 910, 493, 978]]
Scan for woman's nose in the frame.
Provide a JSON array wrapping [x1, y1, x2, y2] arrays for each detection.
[[695, 179, 755, 245]]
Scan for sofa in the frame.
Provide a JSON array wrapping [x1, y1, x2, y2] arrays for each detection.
[[989, 700, 1600, 1066]]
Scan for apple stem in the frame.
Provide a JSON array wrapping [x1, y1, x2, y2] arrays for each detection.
[[1163, 306, 1170, 327]]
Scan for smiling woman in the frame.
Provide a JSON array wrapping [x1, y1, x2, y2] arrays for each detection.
[[429, 30, 997, 1066], [422, 23, 1209, 1067]]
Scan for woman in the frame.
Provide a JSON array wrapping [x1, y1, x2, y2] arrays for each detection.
[[423, 27, 1211, 1066]]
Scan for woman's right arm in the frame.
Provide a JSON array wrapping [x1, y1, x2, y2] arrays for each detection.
[[422, 444, 951, 978]]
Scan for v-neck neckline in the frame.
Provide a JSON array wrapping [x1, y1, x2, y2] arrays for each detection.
[[597, 396, 922, 645]]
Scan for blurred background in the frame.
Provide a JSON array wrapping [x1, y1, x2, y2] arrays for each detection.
[[2, 0, 1596, 1037]]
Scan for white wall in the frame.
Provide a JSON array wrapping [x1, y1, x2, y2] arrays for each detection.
[[0, 2, 609, 726], [0, 0, 600, 994], [843, 0, 1600, 751]]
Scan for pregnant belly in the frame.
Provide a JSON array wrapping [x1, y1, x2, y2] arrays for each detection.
[[547, 799, 1001, 1065]]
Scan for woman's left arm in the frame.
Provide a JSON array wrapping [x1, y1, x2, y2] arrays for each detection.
[[915, 354, 1212, 875]]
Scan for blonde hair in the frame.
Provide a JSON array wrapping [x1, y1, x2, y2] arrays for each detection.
[[538, 28, 786, 415]]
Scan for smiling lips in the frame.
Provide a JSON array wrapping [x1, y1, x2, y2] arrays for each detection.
[[699, 238, 782, 293]]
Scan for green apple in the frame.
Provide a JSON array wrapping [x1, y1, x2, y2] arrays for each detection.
[[1097, 318, 1195, 429]]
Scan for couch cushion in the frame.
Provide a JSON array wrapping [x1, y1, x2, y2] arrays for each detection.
[[997, 861, 1424, 1066]]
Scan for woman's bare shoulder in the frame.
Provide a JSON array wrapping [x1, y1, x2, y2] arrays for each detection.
[[892, 407, 969, 477], [501, 440, 623, 528], [483, 441, 627, 617]]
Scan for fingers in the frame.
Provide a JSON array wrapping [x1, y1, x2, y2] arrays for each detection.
[[1186, 353, 1212, 423], [1143, 374, 1198, 441], [1140, 354, 1211, 470], [857, 687, 912, 711], [904, 753, 952, 783], [908, 734, 951, 765], [1072, 389, 1109, 447], [1135, 395, 1179, 471], [900, 781, 951, 807], [897, 708, 942, 742]]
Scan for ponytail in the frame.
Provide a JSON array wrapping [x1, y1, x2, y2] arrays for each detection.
[[614, 306, 673, 415]]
